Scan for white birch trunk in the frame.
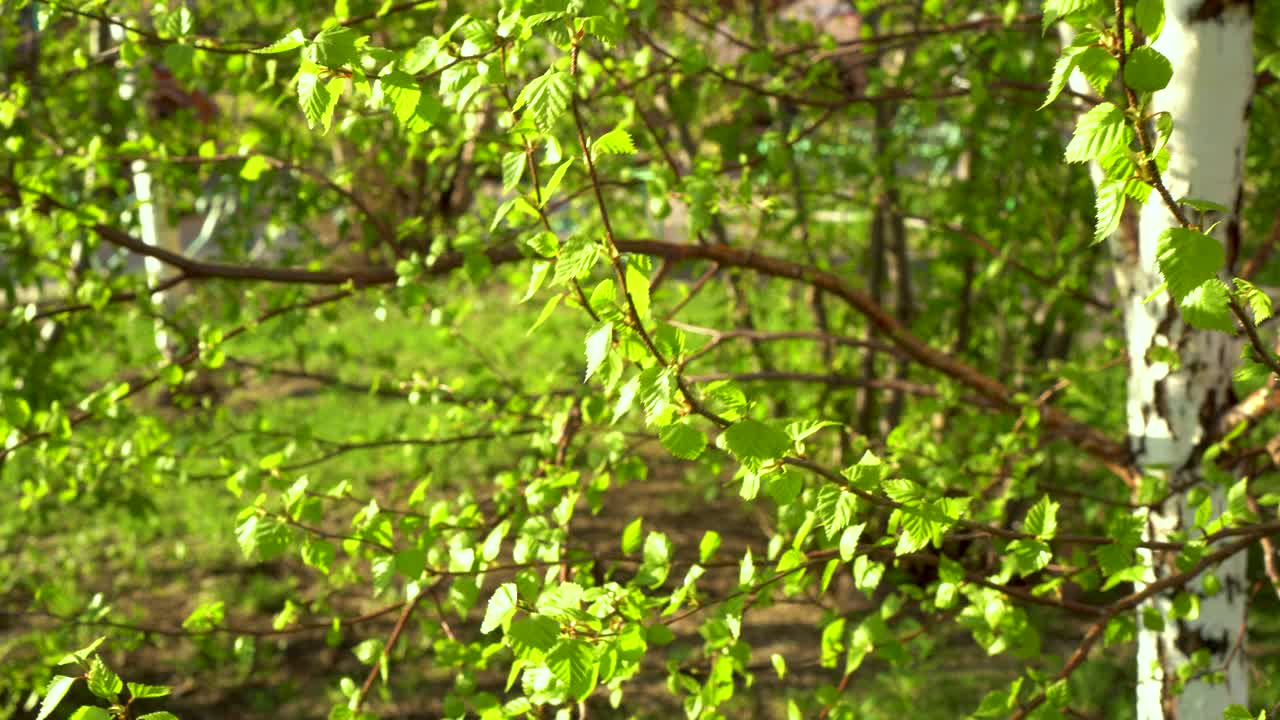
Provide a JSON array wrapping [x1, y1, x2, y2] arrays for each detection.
[[1121, 3, 1254, 718], [110, 23, 181, 358]]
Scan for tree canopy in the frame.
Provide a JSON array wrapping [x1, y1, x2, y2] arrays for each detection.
[[3, 1, 1280, 719]]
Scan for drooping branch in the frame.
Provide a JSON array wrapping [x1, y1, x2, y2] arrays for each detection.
[[16, 183, 1130, 469]]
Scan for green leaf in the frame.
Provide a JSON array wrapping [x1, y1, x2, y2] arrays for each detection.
[[254, 28, 306, 54], [816, 485, 857, 539], [68, 709, 112, 720], [540, 158, 574, 206], [1181, 197, 1231, 215], [136, 714, 180, 720], [699, 530, 721, 562], [1094, 180, 1126, 242], [659, 420, 707, 460], [1007, 539, 1052, 576], [1074, 46, 1118, 95], [239, 155, 270, 182], [838, 523, 865, 562], [126, 683, 171, 699], [300, 538, 336, 574], [592, 127, 637, 156], [502, 151, 526, 192], [507, 615, 559, 663], [306, 25, 363, 68], [739, 549, 756, 586], [1234, 279, 1273, 323], [514, 70, 574, 133], [1156, 228, 1225, 302], [554, 236, 599, 285], [771, 653, 787, 679], [637, 367, 676, 426], [236, 515, 291, 561], [1042, 0, 1105, 27], [379, 71, 422, 124], [37, 676, 76, 720], [86, 656, 122, 701], [1124, 47, 1173, 92], [637, 531, 672, 588], [1064, 103, 1130, 164], [1222, 706, 1259, 720], [394, 548, 426, 579], [720, 419, 792, 462], [298, 71, 344, 133], [56, 636, 106, 666], [1180, 279, 1235, 333], [482, 583, 519, 634], [546, 639, 598, 702], [624, 261, 651, 319], [621, 517, 644, 555], [526, 293, 562, 335], [584, 322, 613, 381], [786, 419, 840, 445], [1135, 0, 1165, 36], [1041, 46, 1086, 109], [1024, 496, 1059, 539], [523, 231, 560, 258]]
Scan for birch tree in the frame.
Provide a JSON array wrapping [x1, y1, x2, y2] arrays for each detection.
[[5, 2, 1280, 719]]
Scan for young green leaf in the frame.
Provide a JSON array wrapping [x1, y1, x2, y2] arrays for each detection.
[[1024, 496, 1059, 539], [624, 262, 651, 319], [305, 25, 363, 68], [1094, 180, 1125, 243], [1042, 0, 1106, 28], [1234, 279, 1273, 323], [1041, 46, 1085, 109], [482, 583, 519, 634], [540, 158, 574, 207], [507, 615, 560, 663], [815, 485, 857, 539], [637, 367, 676, 426], [839, 523, 865, 562], [720, 419, 792, 462], [1155, 227, 1225, 301], [253, 28, 307, 54], [1123, 47, 1173, 93], [699, 530, 721, 562], [554, 235, 599, 285], [659, 420, 707, 460], [1074, 46, 1118, 95], [1179, 279, 1235, 333], [126, 683, 171, 700], [1135, 0, 1165, 36], [514, 70, 574, 133], [298, 72, 344, 133], [592, 127, 637, 156], [1064, 103, 1130, 164], [502, 151, 526, 192], [37, 676, 77, 720], [545, 639, 598, 702], [86, 656, 122, 701], [584, 322, 613, 381], [621, 517, 644, 555]]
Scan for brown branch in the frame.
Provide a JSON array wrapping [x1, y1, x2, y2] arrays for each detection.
[[354, 590, 427, 713], [11, 184, 1130, 469]]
